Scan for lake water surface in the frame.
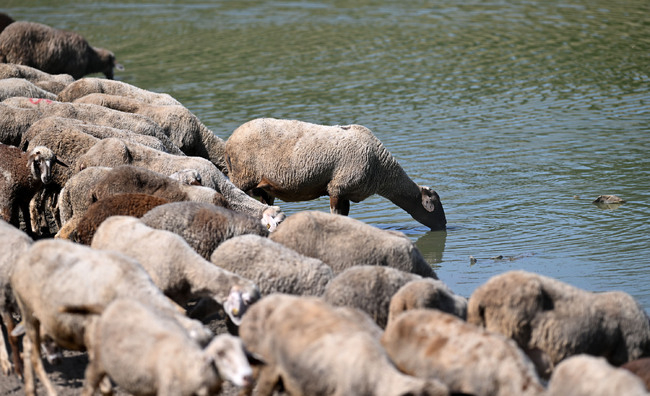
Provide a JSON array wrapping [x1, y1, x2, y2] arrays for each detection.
[[4, 0, 649, 310]]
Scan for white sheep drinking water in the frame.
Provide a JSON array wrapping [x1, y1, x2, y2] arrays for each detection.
[[224, 118, 447, 230]]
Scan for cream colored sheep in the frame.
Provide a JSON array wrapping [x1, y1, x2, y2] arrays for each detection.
[[547, 355, 649, 396], [91, 216, 261, 325], [382, 309, 544, 396], [270, 210, 437, 278], [63, 298, 254, 396], [239, 293, 449, 396], [225, 118, 446, 230], [0, 78, 57, 101], [467, 270, 650, 378], [57, 77, 180, 105], [0, 63, 74, 94], [210, 234, 334, 297], [10, 238, 212, 396], [387, 278, 468, 324]]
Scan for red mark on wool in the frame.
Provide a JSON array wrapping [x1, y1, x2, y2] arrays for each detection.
[[28, 98, 52, 105]]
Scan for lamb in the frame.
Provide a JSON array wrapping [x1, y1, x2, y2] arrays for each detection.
[[546, 355, 649, 396], [0, 21, 122, 79], [68, 193, 170, 245], [387, 278, 468, 324], [91, 215, 261, 325], [224, 118, 447, 230], [270, 210, 437, 278], [0, 219, 32, 377], [73, 92, 228, 173], [57, 76, 181, 105], [2, 97, 183, 155], [0, 143, 64, 236], [238, 293, 450, 396], [381, 309, 545, 396], [63, 298, 254, 396], [140, 201, 270, 260], [0, 78, 57, 101], [467, 270, 650, 378], [322, 265, 423, 329], [0, 63, 74, 94], [10, 238, 213, 396], [74, 138, 285, 228], [210, 234, 334, 297]]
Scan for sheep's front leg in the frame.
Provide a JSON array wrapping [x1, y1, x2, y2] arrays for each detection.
[[329, 196, 350, 216], [22, 327, 57, 396], [1, 311, 23, 378]]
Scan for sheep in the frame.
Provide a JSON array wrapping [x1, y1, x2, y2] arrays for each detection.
[[0, 21, 122, 79], [238, 293, 450, 396], [546, 355, 649, 396], [0, 78, 57, 101], [62, 298, 254, 396], [382, 309, 544, 396], [90, 215, 261, 325], [68, 193, 170, 245], [0, 63, 74, 94], [0, 13, 13, 33], [467, 270, 650, 378], [73, 92, 228, 173], [387, 278, 468, 324], [56, 166, 112, 229], [210, 234, 334, 297], [57, 76, 181, 105], [0, 219, 32, 377], [1, 97, 183, 155], [0, 102, 41, 147], [270, 210, 437, 278], [74, 138, 285, 228], [10, 238, 213, 396], [169, 168, 203, 185], [623, 358, 650, 391], [0, 143, 64, 236], [140, 201, 270, 260], [224, 118, 447, 230], [322, 265, 423, 329]]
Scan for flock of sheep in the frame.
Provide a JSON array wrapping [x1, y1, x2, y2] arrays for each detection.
[[1, 14, 650, 396]]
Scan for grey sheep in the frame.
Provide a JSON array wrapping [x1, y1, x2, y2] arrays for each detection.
[[381, 309, 545, 396], [91, 215, 261, 325], [10, 238, 213, 396], [0, 63, 73, 94], [140, 201, 269, 260], [467, 270, 650, 378], [322, 265, 423, 329], [210, 234, 334, 297], [387, 278, 468, 324], [224, 118, 447, 230], [57, 77, 181, 105], [0, 143, 64, 236], [63, 298, 254, 396], [0, 219, 32, 377], [2, 97, 182, 155], [66, 193, 170, 245], [75, 138, 284, 229], [270, 210, 437, 278], [547, 355, 649, 396], [239, 293, 450, 396], [0, 21, 122, 79], [0, 78, 57, 101], [74, 93, 228, 173]]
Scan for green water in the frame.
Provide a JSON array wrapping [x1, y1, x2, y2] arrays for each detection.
[[3, 0, 649, 309]]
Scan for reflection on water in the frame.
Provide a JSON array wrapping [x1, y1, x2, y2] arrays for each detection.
[[4, 0, 649, 310]]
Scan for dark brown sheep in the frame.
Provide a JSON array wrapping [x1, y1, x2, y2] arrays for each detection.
[[0, 21, 122, 79], [0, 13, 14, 34]]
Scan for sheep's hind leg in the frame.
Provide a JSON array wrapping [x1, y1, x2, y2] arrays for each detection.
[[329, 196, 350, 216]]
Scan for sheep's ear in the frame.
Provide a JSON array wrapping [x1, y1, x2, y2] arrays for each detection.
[[420, 186, 440, 212], [245, 349, 265, 366], [54, 157, 69, 168]]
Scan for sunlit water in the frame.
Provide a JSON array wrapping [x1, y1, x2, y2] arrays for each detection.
[[4, 0, 649, 310]]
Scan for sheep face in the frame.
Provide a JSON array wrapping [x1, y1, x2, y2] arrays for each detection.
[[26, 146, 57, 184], [91, 47, 123, 80], [223, 285, 261, 325], [413, 186, 447, 231], [205, 334, 254, 388]]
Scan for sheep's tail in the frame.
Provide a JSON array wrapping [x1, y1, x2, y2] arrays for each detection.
[[59, 303, 104, 315]]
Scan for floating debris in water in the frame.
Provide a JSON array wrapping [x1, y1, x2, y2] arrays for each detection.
[[469, 255, 477, 265]]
